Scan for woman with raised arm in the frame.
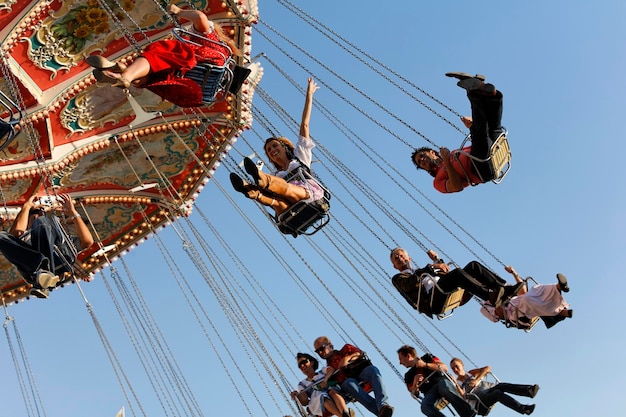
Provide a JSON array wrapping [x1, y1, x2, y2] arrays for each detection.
[[230, 78, 325, 215]]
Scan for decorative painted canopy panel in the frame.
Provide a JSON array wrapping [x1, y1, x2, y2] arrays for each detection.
[[0, 0, 262, 304]]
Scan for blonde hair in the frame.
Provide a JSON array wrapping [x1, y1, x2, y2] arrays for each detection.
[[450, 357, 464, 367], [213, 23, 242, 56], [313, 336, 331, 348]]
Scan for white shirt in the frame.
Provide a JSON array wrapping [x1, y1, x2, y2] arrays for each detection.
[[400, 267, 440, 294]]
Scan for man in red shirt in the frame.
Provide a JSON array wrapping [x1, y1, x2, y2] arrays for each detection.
[[412, 72, 504, 193], [313, 336, 394, 417]]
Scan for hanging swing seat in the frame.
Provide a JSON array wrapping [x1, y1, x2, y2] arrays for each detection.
[[172, 28, 250, 105], [276, 199, 330, 237], [502, 305, 540, 332], [464, 372, 501, 416], [453, 127, 511, 185], [392, 267, 465, 319], [503, 276, 541, 332], [480, 276, 540, 332], [0, 90, 23, 152], [274, 166, 331, 237], [410, 368, 454, 411]]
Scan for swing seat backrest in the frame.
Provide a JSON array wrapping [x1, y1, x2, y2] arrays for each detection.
[[172, 28, 235, 105], [505, 313, 540, 332], [489, 132, 511, 183], [276, 199, 330, 237], [454, 127, 511, 185], [0, 90, 23, 152], [275, 166, 331, 237], [503, 305, 540, 332], [184, 63, 231, 104], [467, 395, 496, 416], [430, 282, 465, 319]]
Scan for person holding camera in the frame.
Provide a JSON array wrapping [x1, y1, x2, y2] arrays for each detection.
[[0, 193, 94, 298]]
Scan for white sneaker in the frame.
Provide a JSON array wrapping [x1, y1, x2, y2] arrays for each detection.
[[35, 269, 60, 289]]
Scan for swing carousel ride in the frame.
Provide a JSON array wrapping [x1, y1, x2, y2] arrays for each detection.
[[0, 0, 591, 416], [0, 0, 262, 304]]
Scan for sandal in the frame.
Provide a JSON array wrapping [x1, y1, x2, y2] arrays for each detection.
[[94, 69, 131, 88], [86, 55, 127, 73]]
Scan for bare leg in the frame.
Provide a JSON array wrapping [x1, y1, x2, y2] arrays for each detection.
[[278, 183, 309, 204], [104, 57, 152, 87], [257, 171, 309, 204], [242, 157, 310, 208], [323, 398, 342, 417], [329, 390, 350, 415], [255, 192, 290, 214], [230, 173, 292, 214], [168, 4, 211, 32]]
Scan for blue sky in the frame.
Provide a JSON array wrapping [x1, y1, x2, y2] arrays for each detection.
[[2, 1, 626, 416]]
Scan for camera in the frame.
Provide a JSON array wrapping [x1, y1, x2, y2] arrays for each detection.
[[37, 196, 57, 206]]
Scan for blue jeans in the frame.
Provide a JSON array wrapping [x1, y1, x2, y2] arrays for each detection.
[[0, 216, 75, 284], [421, 379, 474, 417], [341, 364, 389, 415], [478, 382, 533, 413]]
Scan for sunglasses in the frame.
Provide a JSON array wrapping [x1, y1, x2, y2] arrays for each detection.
[[298, 359, 310, 368], [314, 343, 329, 354]]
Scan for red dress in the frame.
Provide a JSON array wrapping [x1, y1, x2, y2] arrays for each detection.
[[141, 30, 231, 107]]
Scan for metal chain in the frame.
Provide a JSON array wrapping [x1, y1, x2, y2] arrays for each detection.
[[255, 25, 435, 148], [277, 0, 465, 133], [96, 0, 150, 52]]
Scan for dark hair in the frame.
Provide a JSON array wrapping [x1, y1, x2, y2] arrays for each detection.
[[296, 352, 319, 370], [411, 147, 439, 178], [397, 344, 417, 357], [264, 137, 296, 170]]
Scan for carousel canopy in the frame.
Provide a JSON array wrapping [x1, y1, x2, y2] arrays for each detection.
[[0, 0, 262, 304]]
